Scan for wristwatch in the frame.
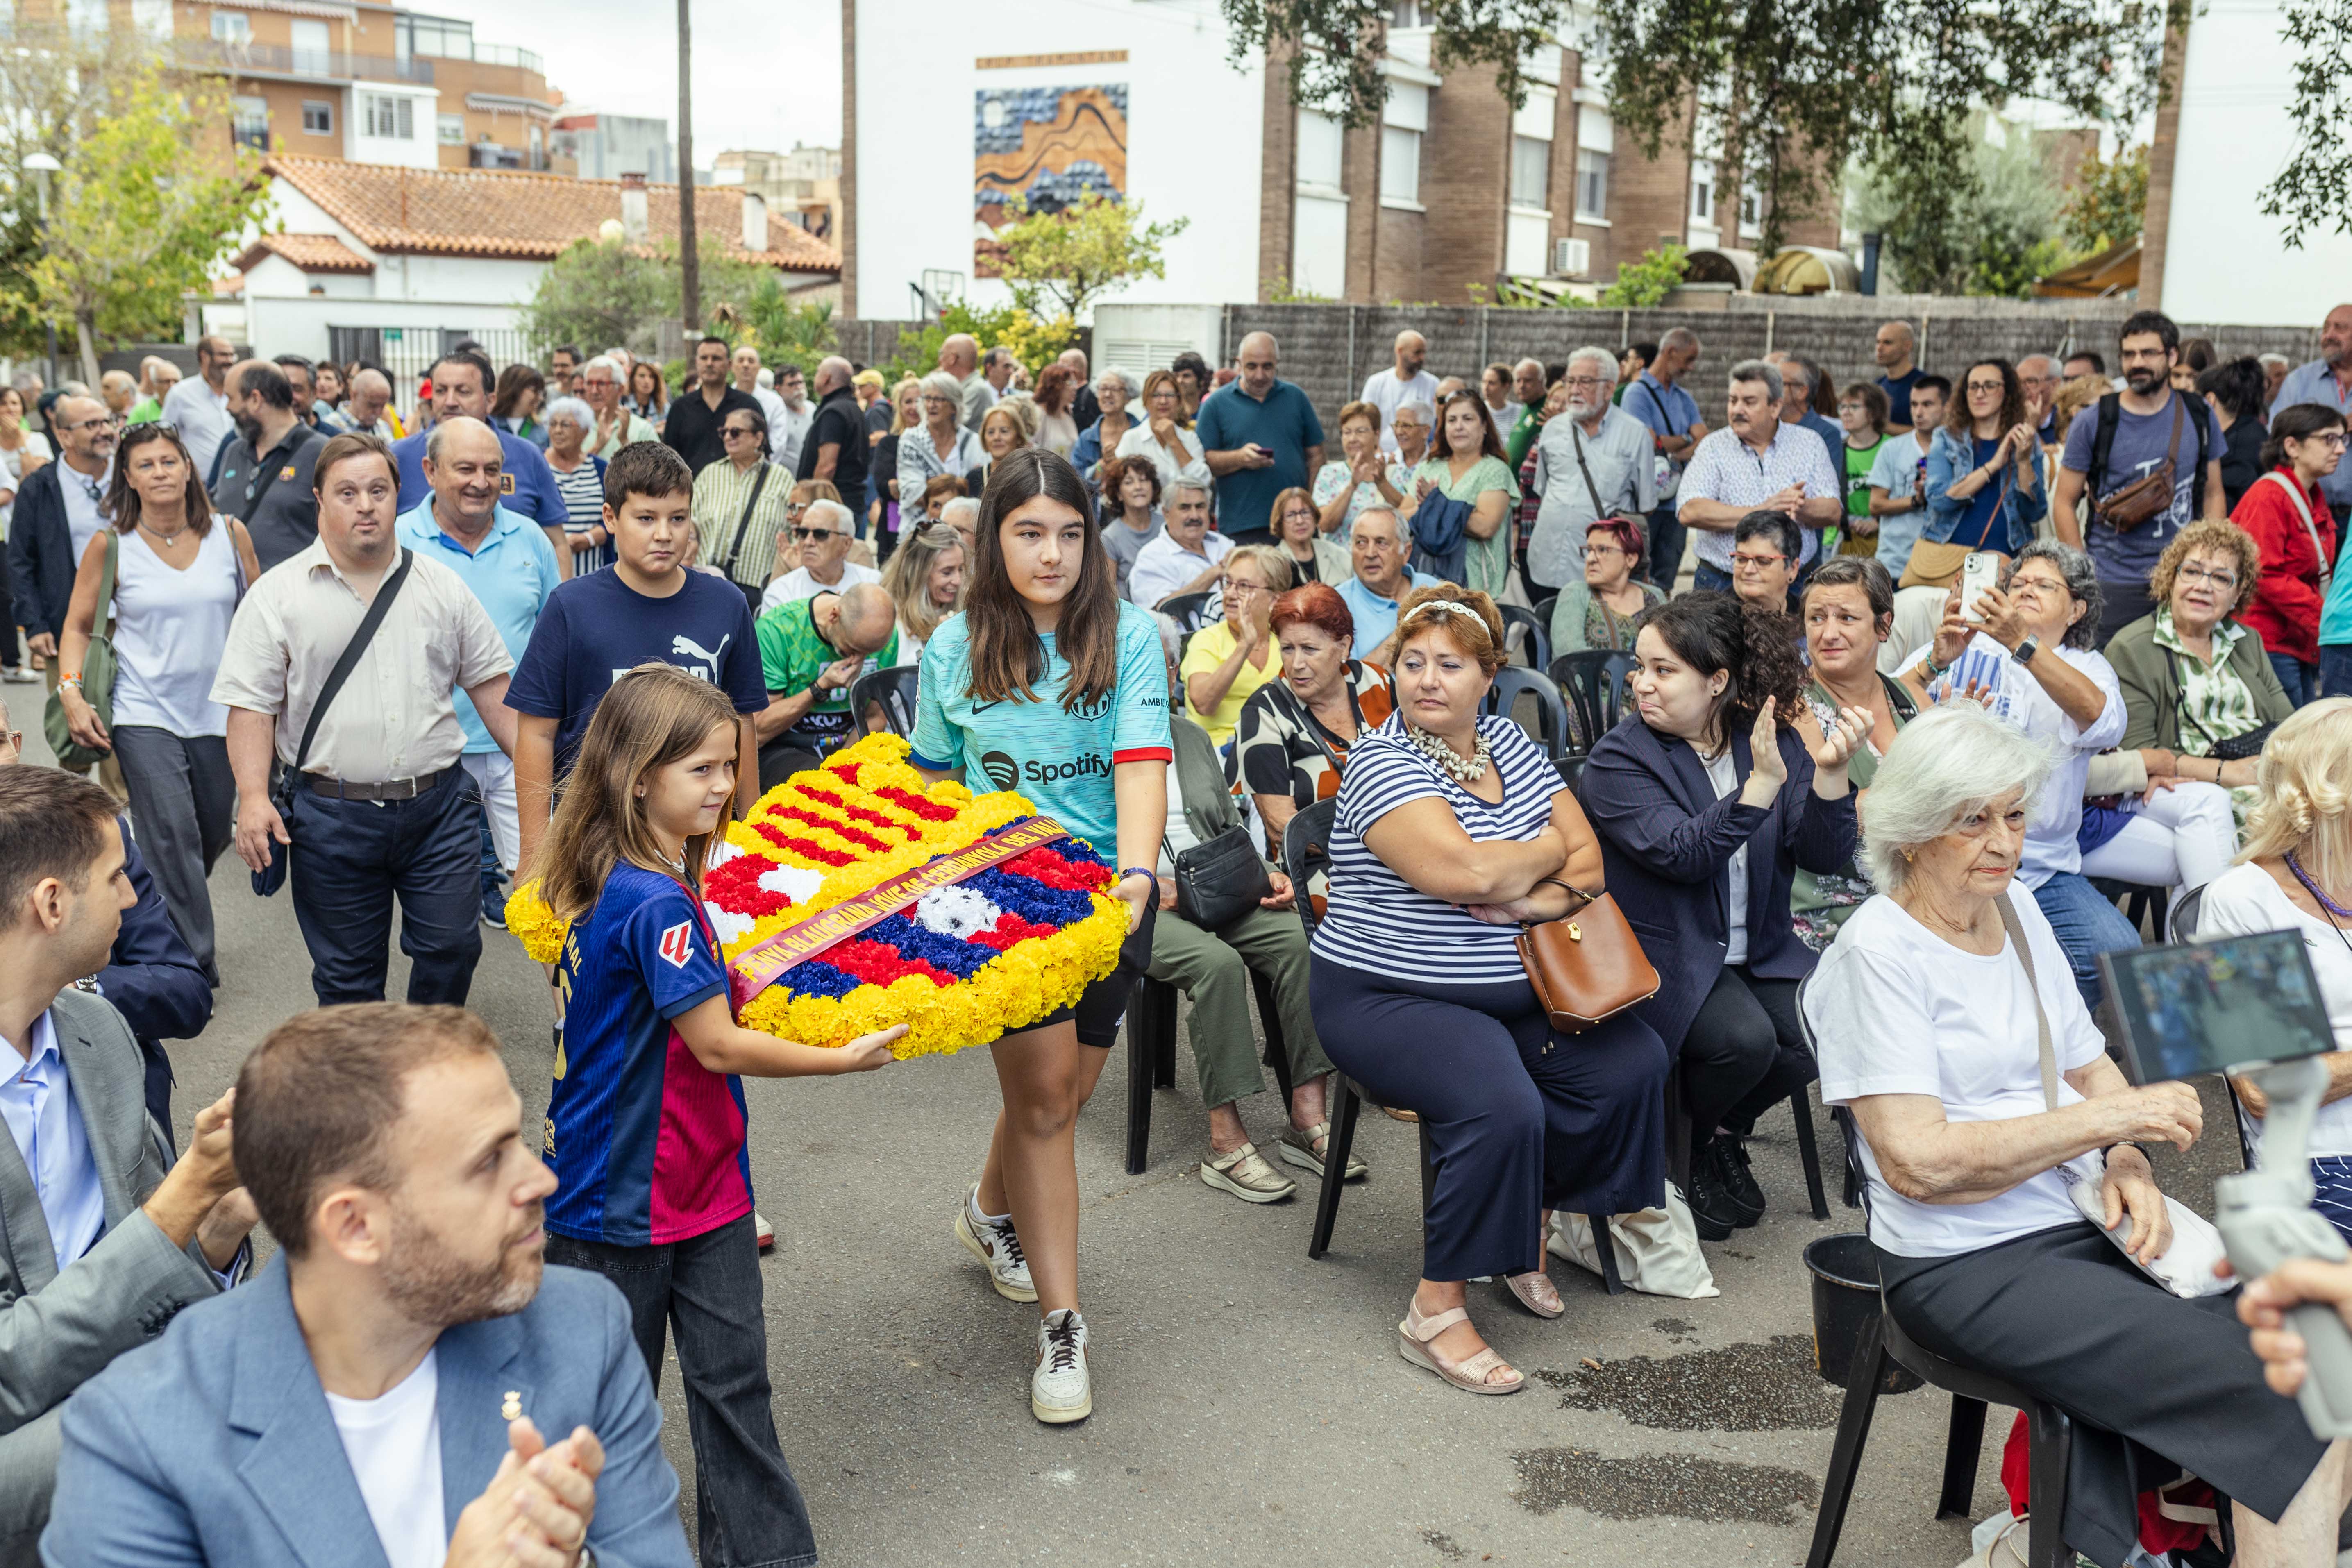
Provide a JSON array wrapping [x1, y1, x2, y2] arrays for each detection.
[[2012, 633, 2041, 666]]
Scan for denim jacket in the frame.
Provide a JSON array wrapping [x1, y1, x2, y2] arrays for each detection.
[[1922, 426, 2046, 554]]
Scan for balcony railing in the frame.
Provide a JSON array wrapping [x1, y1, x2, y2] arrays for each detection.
[[181, 38, 435, 84], [467, 43, 543, 74]]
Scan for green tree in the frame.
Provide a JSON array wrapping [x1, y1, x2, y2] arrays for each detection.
[[992, 194, 1192, 320], [1598, 243, 1688, 307], [874, 299, 1074, 388], [2059, 144, 2149, 254], [1220, 0, 1559, 128], [2261, 0, 2352, 244], [16, 68, 272, 383], [1848, 125, 2073, 298], [733, 277, 836, 363], [520, 238, 674, 357]]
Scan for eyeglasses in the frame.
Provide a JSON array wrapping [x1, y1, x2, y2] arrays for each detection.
[[723, 426, 761, 440], [1731, 551, 1788, 570], [1586, 542, 1626, 559], [2177, 563, 2240, 589], [1223, 578, 1269, 597], [56, 414, 118, 434], [1564, 375, 1610, 389], [1966, 380, 2005, 395], [2309, 433, 2352, 450], [2010, 572, 2068, 596], [792, 527, 838, 541], [0, 730, 19, 749]]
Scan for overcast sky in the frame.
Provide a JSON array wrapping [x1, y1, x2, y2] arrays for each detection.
[[433, 0, 845, 165]]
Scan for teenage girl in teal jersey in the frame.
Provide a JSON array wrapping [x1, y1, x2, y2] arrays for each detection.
[[910, 447, 1169, 1424]]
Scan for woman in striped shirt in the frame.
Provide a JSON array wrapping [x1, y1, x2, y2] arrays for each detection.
[[1309, 585, 1668, 1397], [542, 396, 609, 576]]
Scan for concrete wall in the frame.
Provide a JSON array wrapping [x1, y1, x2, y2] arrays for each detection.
[[242, 295, 527, 365]]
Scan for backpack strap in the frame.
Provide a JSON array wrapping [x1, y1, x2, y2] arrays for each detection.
[[2088, 393, 2121, 510]]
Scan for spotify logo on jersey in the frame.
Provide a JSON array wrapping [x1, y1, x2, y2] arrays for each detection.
[[979, 751, 1020, 791]]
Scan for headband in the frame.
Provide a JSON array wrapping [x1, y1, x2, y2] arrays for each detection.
[[1398, 599, 1488, 632]]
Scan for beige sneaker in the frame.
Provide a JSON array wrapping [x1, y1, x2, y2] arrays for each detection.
[[1200, 1142, 1297, 1203]]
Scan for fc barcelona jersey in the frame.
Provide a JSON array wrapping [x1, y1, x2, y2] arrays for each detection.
[[544, 863, 754, 1247]]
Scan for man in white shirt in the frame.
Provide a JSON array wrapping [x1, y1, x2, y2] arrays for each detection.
[[1676, 359, 1842, 590], [159, 335, 236, 485], [1359, 330, 1437, 454], [732, 345, 791, 456], [1127, 479, 1233, 610], [759, 498, 879, 610], [213, 432, 516, 1009], [1527, 345, 1660, 592], [47, 1003, 695, 1568]]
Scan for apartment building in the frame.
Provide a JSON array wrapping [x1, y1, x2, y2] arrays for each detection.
[[712, 145, 840, 241], [552, 110, 678, 183], [840, 0, 1838, 319]]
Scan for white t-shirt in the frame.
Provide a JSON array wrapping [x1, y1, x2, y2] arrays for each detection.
[[57, 458, 113, 559], [1700, 747, 1750, 965], [1359, 367, 1439, 454], [760, 560, 882, 613], [2194, 862, 2352, 1157], [1809, 894, 2107, 1258], [324, 1348, 447, 1568], [1156, 757, 1201, 877]]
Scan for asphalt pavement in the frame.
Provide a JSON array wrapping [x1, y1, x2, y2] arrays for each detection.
[[21, 711, 2245, 1568]]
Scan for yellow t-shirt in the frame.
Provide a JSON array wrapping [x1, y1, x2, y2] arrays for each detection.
[[1179, 619, 1283, 749]]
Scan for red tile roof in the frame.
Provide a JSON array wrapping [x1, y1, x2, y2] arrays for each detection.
[[235, 231, 375, 273], [262, 154, 840, 273]]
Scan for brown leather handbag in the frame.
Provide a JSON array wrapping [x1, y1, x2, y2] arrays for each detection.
[[1516, 889, 1661, 1034], [2095, 396, 2183, 532]]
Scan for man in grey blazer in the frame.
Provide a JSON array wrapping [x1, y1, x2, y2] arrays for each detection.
[[46, 1003, 692, 1568], [0, 768, 253, 1557]]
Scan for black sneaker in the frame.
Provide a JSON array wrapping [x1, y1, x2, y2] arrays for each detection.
[[1715, 1138, 1766, 1227], [1682, 1146, 1738, 1241]]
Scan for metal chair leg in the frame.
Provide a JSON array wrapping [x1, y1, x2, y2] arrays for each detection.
[[1804, 1312, 1889, 1568], [1308, 1078, 1361, 1260], [1791, 1089, 1830, 1221], [1936, 1397, 1988, 1518]]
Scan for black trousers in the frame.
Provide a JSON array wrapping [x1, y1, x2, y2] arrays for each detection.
[[285, 767, 484, 1006], [756, 741, 822, 795], [1680, 964, 1816, 1140]]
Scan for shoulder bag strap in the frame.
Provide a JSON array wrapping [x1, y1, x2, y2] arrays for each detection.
[[2089, 394, 2121, 508], [97, 526, 118, 626], [2164, 394, 2185, 478], [719, 463, 772, 583], [286, 548, 414, 785], [1993, 892, 2060, 1111], [234, 427, 308, 525], [2164, 645, 2225, 749], [1569, 420, 1611, 519], [2262, 470, 2334, 591], [1269, 674, 1347, 778]]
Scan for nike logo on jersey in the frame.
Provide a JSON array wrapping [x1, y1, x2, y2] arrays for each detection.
[[658, 921, 696, 969]]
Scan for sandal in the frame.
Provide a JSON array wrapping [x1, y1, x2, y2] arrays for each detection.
[[1502, 1268, 1563, 1318], [1398, 1298, 1523, 1395], [1276, 1121, 1368, 1180]]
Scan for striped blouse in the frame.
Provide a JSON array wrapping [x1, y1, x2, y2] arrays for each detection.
[[692, 458, 796, 592], [1310, 711, 1566, 983]]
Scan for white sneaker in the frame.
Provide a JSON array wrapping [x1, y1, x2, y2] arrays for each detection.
[[955, 1184, 1036, 1302], [1031, 1309, 1092, 1424], [754, 1212, 774, 1253]]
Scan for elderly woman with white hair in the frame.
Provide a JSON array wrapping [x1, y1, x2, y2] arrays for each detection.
[[540, 394, 609, 576], [897, 370, 984, 532], [1808, 700, 2352, 1567], [1069, 367, 1137, 482]]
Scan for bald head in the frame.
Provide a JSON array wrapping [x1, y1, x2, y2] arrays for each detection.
[[348, 368, 392, 429], [1238, 332, 1279, 397], [422, 416, 505, 537], [1393, 330, 1426, 379], [940, 334, 979, 378], [2324, 304, 2352, 372], [831, 583, 898, 653], [815, 356, 854, 396]]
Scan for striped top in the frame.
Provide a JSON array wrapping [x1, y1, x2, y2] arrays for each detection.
[[692, 457, 796, 590], [1311, 711, 1566, 983]]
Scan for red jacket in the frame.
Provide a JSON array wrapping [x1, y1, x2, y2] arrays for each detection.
[[2231, 465, 2338, 664]]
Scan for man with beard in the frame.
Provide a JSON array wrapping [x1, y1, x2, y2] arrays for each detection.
[[2052, 309, 2227, 644], [213, 361, 325, 572], [1526, 345, 1658, 594], [45, 1002, 694, 1568], [0, 767, 248, 1558]]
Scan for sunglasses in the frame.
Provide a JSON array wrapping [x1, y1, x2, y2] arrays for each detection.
[[723, 426, 762, 439], [792, 527, 838, 541]]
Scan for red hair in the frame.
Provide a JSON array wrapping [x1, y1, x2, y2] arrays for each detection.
[[1269, 581, 1354, 647]]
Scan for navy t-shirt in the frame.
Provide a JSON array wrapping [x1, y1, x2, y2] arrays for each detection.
[[2060, 392, 2223, 588], [1953, 435, 2006, 550], [1194, 380, 1325, 534], [1878, 369, 1924, 429], [506, 567, 767, 776], [392, 428, 569, 533]]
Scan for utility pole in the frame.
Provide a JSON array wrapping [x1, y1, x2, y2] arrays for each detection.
[[677, 0, 698, 339]]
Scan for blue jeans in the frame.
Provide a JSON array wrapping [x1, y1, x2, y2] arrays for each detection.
[[547, 1214, 818, 1568], [1692, 561, 1733, 595], [2269, 650, 2318, 708], [2320, 644, 2352, 699], [2030, 870, 2141, 1012]]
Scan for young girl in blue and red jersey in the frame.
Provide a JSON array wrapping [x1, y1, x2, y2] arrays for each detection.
[[527, 660, 900, 1568]]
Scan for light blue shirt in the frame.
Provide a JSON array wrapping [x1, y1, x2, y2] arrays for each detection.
[[396, 502, 560, 753], [2271, 360, 2352, 511], [1338, 570, 1443, 660], [0, 1011, 105, 1275]]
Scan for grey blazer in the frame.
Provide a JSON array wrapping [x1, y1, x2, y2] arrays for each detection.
[[0, 990, 226, 1547]]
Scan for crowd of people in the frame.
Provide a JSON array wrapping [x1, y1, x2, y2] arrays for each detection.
[[0, 302, 2349, 1566]]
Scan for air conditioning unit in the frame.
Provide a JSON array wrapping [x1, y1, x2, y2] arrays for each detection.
[[1553, 236, 1591, 277]]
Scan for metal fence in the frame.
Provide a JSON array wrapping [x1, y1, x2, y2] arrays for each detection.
[[327, 326, 546, 421]]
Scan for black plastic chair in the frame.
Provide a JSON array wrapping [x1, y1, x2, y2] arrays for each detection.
[[1795, 972, 2080, 1568], [1532, 594, 1559, 635], [1549, 649, 1639, 755], [1480, 666, 1573, 764], [2089, 876, 2168, 943], [1124, 969, 1295, 1176], [845, 665, 920, 739], [1497, 603, 1551, 672], [1160, 591, 1217, 633]]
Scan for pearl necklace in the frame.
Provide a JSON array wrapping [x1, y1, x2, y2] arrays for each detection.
[[1405, 722, 1491, 783]]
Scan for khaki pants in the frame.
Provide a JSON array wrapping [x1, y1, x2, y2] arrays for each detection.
[[43, 663, 128, 801], [1145, 902, 1332, 1112]]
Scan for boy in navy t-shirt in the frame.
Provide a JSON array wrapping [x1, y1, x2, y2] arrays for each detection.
[[508, 442, 768, 869]]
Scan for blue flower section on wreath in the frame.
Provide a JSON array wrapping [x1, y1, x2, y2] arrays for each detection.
[[865, 912, 999, 980], [776, 958, 863, 1001], [967, 866, 1095, 927]]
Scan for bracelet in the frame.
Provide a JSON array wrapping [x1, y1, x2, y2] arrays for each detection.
[[57, 672, 81, 688]]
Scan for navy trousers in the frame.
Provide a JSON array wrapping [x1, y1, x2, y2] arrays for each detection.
[[286, 767, 485, 1006], [1310, 957, 1668, 1282]]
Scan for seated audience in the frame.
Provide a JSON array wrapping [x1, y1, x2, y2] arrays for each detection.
[[0, 767, 248, 1554], [1310, 587, 1668, 1393], [880, 520, 965, 668], [1145, 619, 1356, 1204], [1335, 507, 1441, 662], [1095, 453, 1163, 599], [1179, 544, 1292, 749], [1271, 484, 1349, 586], [754, 581, 899, 789], [1128, 478, 1232, 611], [1896, 541, 2136, 1007], [1582, 592, 1866, 1239], [1235, 583, 1396, 853], [761, 497, 880, 612], [1791, 558, 1917, 949], [2195, 699, 2352, 1241], [1728, 510, 1803, 614], [1809, 702, 2351, 1568], [1550, 516, 1665, 657], [2230, 403, 2344, 706], [47, 1003, 694, 1568]]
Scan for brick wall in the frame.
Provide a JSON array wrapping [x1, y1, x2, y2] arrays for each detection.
[[1607, 100, 1695, 282], [1257, 45, 1297, 302], [1418, 59, 1510, 303]]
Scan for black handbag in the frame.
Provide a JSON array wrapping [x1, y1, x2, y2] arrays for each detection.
[[1164, 826, 1273, 929], [2168, 649, 2277, 764]]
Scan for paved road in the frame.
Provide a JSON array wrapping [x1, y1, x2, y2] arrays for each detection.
[[25, 712, 2244, 1568]]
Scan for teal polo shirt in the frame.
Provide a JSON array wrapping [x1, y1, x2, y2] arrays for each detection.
[[396, 501, 561, 753]]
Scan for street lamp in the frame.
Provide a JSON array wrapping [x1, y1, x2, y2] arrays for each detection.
[[22, 152, 59, 388]]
